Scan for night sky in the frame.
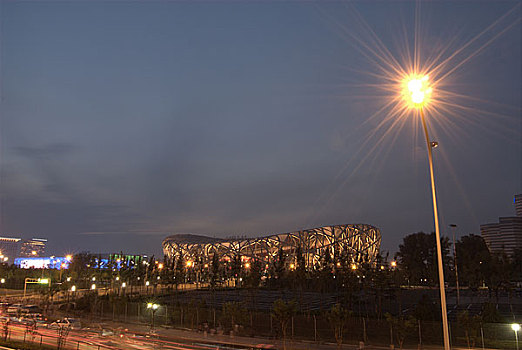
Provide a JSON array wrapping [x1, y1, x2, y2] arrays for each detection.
[[0, 1, 520, 257]]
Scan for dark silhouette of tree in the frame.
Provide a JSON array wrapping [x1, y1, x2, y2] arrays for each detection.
[[511, 248, 522, 282], [413, 294, 440, 322], [484, 252, 512, 302], [210, 254, 220, 289], [457, 310, 481, 349], [231, 254, 242, 287], [455, 234, 490, 289], [397, 232, 450, 286], [385, 313, 416, 349], [221, 302, 247, 333], [326, 303, 352, 349], [271, 299, 298, 350], [271, 248, 286, 288], [245, 258, 262, 288], [480, 302, 503, 323], [174, 255, 185, 291]]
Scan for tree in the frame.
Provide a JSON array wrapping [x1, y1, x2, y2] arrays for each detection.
[[210, 254, 220, 289], [397, 232, 450, 286], [457, 310, 481, 349], [270, 248, 286, 288], [484, 252, 512, 302], [455, 234, 490, 289], [385, 313, 416, 349], [294, 244, 307, 289], [174, 255, 185, 291], [271, 299, 298, 350], [413, 294, 440, 322], [230, 254, 242, 287], [480, 302, 503, 323], [512, 248, 522, 282], [221, 302, 247, 333], [245, 258, 262, 288], [326, 303, 352, 349]]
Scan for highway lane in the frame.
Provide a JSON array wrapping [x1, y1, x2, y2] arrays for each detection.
[[3, 323, 252, 350]]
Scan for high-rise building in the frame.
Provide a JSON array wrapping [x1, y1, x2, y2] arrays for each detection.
[[20, 238, 47, 257], [515, 194, 522, 217], [481, 194, 522, 256], [0, 237, 21, 263]]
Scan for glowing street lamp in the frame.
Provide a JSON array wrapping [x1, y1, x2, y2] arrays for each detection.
[[147, 302, 159, 331], [91, 283, 96, 290], [512, 323, 520, 350], [71, 285, 76, 292], [403, 74, 449, 350]]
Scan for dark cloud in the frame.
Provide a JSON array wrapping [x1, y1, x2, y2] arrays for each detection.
[[13, 143, 76, 159]]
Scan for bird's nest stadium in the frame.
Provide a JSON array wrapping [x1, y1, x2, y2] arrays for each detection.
[[162, 224, 381, 268]]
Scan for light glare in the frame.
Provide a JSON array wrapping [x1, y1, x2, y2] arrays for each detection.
[[403, 74, 432, 108]]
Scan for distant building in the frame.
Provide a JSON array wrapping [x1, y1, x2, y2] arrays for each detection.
[[20, 238, 47, 257], [14, 256, 69, 269], [163, 224, 382, 269], [481, 194, 522, 256], [515, 194, 522, 217], [0, 237, 21, 263]]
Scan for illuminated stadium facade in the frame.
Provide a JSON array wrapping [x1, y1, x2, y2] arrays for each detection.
[[162, 224, 381, 269]]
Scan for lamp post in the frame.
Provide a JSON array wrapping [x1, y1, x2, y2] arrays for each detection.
[[512, 323, 520, 350], [1, 278, 5, 298], [147, 303, 159, 331], [404, 75, 450, 350]]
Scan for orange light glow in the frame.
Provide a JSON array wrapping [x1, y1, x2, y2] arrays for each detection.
[[402, 74, 432, 108]]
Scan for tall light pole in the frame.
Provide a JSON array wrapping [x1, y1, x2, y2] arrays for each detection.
[[405, 75, 450, 350]]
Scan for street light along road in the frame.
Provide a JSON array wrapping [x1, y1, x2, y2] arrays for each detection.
[[403, 74, 450, 350]]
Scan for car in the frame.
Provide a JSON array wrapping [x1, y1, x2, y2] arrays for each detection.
[[18, 317, 36, 326], [35, 318, 48, 328], [21, 305, 41, 314], [0, 303, 10, 312], [49, 318, 81, 330], [6, 304, 23, 315]]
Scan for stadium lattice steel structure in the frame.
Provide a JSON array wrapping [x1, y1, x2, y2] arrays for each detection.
[[162, 224, 381, 268]]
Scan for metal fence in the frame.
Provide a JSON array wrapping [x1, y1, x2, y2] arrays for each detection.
[[90, 300, 522, 349]]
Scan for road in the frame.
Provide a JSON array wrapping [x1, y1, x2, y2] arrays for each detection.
[[4, 323, 253, 350]]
